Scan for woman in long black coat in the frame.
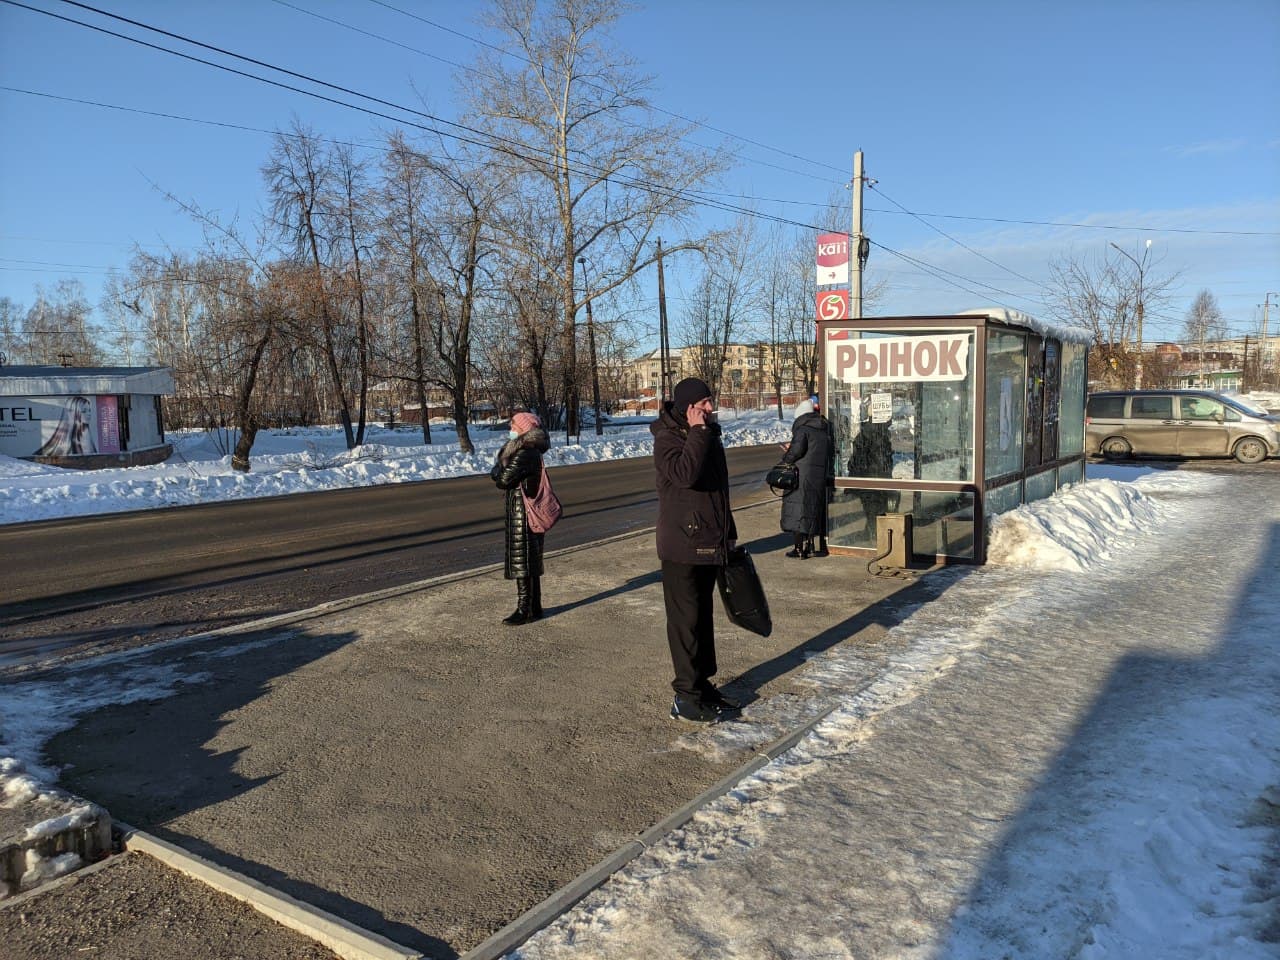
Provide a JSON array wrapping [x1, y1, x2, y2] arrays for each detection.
[[490, 410, 550, 625], [779, 398, 834, 558]]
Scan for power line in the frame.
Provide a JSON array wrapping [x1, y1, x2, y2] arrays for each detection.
[[687, 192, 1280, 239], [866, 240, 1030, 310], [868, 181, 1049, 291], [361, 0, 851, 179], [0, 84, 399, 155], [7, 1, 812, 234], [869, 208, 1280, 239], [268, 0, 844, 189], [11, 76, 1268, 249], [0, 265, 114, 274], [11, 3, 1260, 320], [0, 257, 119, 269]]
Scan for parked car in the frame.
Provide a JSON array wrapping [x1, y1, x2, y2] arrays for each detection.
[[1085, 389, 1280, 463]]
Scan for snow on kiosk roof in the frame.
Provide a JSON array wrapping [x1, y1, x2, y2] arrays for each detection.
[[0, 365, 175, 397], [956, 307, 1093, 345], [817, 309, 1090, 565]]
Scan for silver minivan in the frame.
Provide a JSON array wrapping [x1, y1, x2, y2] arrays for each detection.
[[1086, 390, 1280, 463]]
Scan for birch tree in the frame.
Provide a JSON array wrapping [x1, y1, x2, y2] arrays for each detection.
[[464, 0, 726, 434]]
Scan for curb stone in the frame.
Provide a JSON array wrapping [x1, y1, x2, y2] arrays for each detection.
[[119, 824, 422, 960]]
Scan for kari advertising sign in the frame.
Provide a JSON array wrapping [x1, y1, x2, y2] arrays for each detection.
[[816, 289, 849, 321], [827, 332, 970, 383], [0, 395, 101, 458], [815, 232, 849, 287]]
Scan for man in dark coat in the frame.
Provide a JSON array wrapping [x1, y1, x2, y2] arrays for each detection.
[[491, 411, 550, 625], [847, 401, 896, 538], [779, 398, 834, 558], [652, 377, 739, 723]]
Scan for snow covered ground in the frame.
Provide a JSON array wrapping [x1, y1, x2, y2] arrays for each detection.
[[0, 409, 792, 526], [2, 401, 1277, 952], [508, 464, 1279, 959], [3, 391, 1276, 529]]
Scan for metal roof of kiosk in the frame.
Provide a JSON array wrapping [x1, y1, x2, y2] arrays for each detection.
[[0, 365, 175, 396]]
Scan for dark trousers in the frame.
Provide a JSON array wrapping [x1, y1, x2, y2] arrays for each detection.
[[661, 560, 719, 699]]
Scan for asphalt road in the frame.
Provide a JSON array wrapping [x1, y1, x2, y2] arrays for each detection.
[[0, 443, 784, 666]]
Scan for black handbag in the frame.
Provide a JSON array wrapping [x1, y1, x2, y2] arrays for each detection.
[[765, 461, 799, 493], [717, 546, 772, 637]]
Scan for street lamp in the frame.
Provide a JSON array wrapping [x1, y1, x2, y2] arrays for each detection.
[[1110, 239, 1152, 389], [577, 257, 604, 436]]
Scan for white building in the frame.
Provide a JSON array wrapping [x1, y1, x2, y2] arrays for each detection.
[[0, 365, 174, 468]]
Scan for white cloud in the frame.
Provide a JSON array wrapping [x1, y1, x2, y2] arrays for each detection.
[[1165, 138, 1249, 157]]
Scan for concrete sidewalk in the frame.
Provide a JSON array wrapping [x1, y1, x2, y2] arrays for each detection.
[[3, 494, 940, 959]]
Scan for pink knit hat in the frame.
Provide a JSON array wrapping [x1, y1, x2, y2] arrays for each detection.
[[510, 411, 540, 435]]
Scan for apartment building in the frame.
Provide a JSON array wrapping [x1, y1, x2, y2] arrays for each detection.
[[622, 341, 816, 410]]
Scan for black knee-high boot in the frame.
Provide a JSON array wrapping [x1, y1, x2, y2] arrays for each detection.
[[529, 575, 543, 620], [503, 577, 532, 625]]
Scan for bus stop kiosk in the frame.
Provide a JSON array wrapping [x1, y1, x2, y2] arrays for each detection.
[[818, 308, 1091, 565]]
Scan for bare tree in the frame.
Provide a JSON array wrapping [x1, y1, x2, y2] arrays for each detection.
[[0, 296, 26, 363], [782, 229, 825, 397], [332, 143, 374, 446], [465, 0, 727, 434], [264, 123, 362, 449], [1183, 289, 1226, 380], [422, 151, 498, 455], [1045, 247, 1178, 387], [496, 253, 564, 423], [757, 226, 803, 417], [20, 280, 101, 366], [138, 186, 303, 469], [679, 218, 756, 396], [378, 133, 437, 445]]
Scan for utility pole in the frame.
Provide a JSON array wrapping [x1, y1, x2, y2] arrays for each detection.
[[1110, 239, 1151, 389], [1261, 293, 1278, 389], [851, 150, 865, 319], [1263, 292, 1277, 356], [656, 238, 671, 401]]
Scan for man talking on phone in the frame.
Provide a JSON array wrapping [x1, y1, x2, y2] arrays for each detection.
[[650, 377, 739, 723]]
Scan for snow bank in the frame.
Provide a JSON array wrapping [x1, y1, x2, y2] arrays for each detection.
[[987, 478, 1161, 572]]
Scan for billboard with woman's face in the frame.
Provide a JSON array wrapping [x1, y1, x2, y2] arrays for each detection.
[[0, 395, 118, 457]]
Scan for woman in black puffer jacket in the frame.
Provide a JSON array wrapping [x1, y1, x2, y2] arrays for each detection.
[[779, 398, 834, 558], [490, 411, 550, 625]]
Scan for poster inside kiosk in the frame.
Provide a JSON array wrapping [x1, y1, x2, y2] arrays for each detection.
[[828, 332, 970, 384]]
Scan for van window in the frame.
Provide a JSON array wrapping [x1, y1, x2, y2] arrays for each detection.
[[1180, 396, 1223, 421], [1130, 396, 1172, 419], [1087, 396, 1126, 418]]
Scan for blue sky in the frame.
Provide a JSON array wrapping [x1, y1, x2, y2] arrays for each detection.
[[1, 0, 1277, 351]]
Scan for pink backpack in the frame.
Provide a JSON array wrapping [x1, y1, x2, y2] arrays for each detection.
[[521, 464, 562, 533]]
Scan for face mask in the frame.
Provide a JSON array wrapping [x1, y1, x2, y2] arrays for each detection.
[[508, 430, 520, 440]]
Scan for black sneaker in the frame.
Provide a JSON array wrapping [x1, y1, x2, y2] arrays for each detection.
[[700, 686, 740, 711], [670, 695, 720, 723]]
